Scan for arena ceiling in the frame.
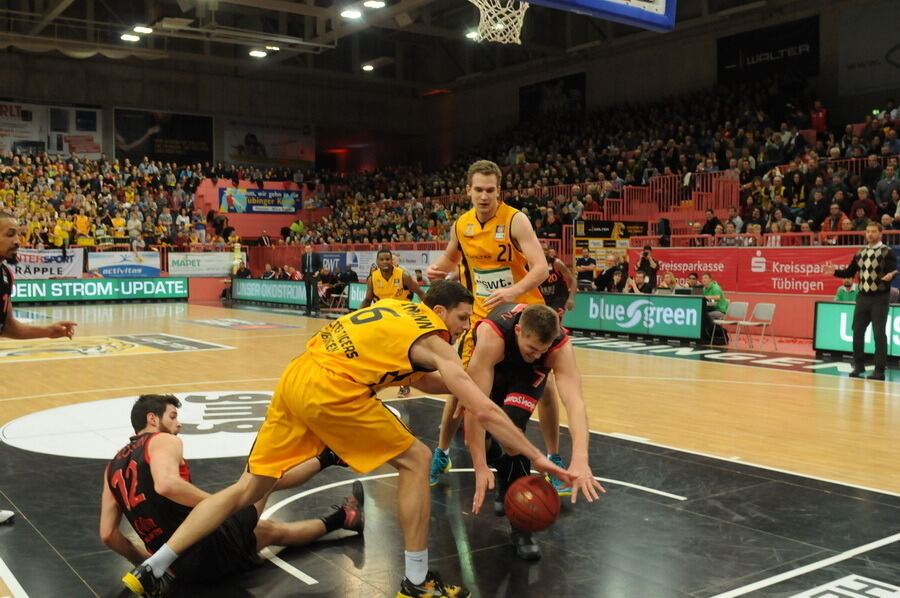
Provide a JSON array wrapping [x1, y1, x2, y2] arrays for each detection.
[[0, 0, 801, 91]]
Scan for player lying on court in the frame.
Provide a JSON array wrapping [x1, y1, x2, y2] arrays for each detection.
[[102, 394, 362, 588], [465, 303, 604, 559], [123, 281, 582, 598]]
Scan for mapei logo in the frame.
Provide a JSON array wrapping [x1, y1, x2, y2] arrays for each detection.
[[751, 250, 767, 273]]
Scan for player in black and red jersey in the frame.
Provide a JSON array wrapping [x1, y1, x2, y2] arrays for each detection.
[[101, 394, 364, 594], [463, 303, 603, 560], [538, 241, 576, 320], [1, 210, 77, 525]]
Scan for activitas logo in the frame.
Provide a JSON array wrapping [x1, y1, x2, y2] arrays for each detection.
[[587, 296, 698, 330], [751, 250, 767, 273]]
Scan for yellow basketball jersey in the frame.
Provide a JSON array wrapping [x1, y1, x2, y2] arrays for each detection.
[[305, 299, 448, 389], [456, 202, 543, 319], [371, 267, 411, 301]]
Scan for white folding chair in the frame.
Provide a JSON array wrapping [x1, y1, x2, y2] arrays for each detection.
[[736, 302, 777, 350], [711, 301, 748, 345]]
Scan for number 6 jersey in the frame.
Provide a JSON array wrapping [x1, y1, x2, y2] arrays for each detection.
[[304, 299, 449, 390]]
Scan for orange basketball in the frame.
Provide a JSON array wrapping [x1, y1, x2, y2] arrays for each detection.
[[504, 475, 560, 532]]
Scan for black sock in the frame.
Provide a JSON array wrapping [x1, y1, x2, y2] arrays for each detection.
[[316, 447, 340, 469], [320, 507, 345, 533]]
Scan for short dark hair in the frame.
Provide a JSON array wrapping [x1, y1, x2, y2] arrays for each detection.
[[519, 304, 560, 344], [688, 272, 699, 278], [130, 394, 181, 433], [867, 222, 884, 231], [643, 245, 652, 251], [466, 160, 502, 187], [377, 248, 392, 258], [423, 280, 474, 311]]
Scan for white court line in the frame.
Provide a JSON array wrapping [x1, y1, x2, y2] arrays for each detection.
[[415, 396, 900, 499], [259, 469, 684, 585], [0, 377, 280, 403], [0, 556, 28, 598], [581, 374, 898, 397], [711, 532, 900, 598]]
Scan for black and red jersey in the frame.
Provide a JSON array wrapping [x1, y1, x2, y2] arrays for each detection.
[[474, 302, 568, 371], [105, 433, 192, 553], [538, 260, 569, 309], [0, 263, 13, 335]]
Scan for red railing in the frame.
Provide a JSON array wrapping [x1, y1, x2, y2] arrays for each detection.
[[631, 230, 900, 248]]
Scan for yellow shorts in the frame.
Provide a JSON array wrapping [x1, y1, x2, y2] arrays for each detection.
[[247, 354, 415, 477], [457, 322, 479, 369]]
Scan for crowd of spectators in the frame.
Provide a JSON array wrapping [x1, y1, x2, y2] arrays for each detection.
[[2, 77, 898, 252]]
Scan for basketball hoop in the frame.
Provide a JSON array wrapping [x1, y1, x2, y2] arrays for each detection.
[[466, 0, 530, 44]]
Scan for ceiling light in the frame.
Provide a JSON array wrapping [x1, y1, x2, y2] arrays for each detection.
[[465, 30, 479, 39], [341, 9, 363, 19], [493, 22, 505, 29], [120, 33, 140, 42], [249, 49, 267, 58], [361, 64, 374, 71], [265, 45, 280, 51], [133, 25, 153, 34], [363, 0, 386, 7]]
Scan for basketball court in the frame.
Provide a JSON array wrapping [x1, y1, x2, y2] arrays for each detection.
[[0, 301, 897, 597]]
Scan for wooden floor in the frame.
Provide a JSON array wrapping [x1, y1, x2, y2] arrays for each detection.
[[2, 300, 896, 495]]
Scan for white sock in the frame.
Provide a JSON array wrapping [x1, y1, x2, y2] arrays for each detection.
[[404, 549, 428, 585], [145, 544, 179, 578], [439, 448, 450, 458]]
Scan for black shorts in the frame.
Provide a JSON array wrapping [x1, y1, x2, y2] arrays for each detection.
[[490, 366, 549, 431], [171, 504, 263, 582]]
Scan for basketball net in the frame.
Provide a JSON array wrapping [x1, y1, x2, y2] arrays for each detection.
[[467, 0, 530, 44]]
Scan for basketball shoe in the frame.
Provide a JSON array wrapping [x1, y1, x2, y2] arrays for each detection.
[[428, 448, 451, 486], [339, 481, 365, 533], [546, 453, 572, 496], [397, 570, 471, 598], [122, 564, 173, 597]]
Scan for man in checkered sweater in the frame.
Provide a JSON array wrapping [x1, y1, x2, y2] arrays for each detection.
[[827, 222, 898, 380]]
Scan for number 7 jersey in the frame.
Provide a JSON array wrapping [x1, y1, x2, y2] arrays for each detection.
[[455, 202, 544, 321]]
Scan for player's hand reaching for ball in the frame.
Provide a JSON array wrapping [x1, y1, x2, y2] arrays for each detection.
[[471, 465, 494, 515], [566, 457, 605, 504], [46, 321, 77, 339]]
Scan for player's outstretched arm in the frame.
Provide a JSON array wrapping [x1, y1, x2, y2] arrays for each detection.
[[409, 335, 572, 485], [545, 341, 605, 503], [99, 471, 151, 564], [463, 331, 504, 513], [2, 308, 76, 340]]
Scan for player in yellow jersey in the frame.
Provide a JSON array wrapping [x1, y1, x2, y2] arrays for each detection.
[[426, 159, 568, 491], [362, 248, 425, 307], [123, 281, 577, 598]]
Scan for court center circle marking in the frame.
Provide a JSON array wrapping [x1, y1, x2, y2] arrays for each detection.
[[259, 470, 685, 585]]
